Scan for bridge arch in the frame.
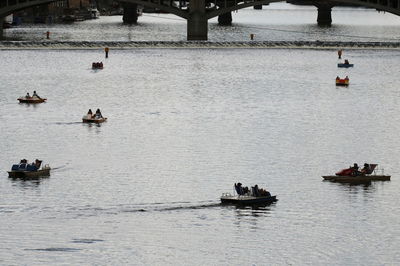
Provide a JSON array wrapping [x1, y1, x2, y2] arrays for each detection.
[[331, 0, 400, 16], [0, 0, 58, 17], [120, 0, 189, 19]]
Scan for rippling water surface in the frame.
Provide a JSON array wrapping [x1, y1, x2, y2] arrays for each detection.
[[1, 3, 400, 265]]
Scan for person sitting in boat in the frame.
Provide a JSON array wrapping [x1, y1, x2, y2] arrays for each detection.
[[351, 163, 361, 176], [20, 159, 28, 164], [95, 109, 103, 119], [336, 76, 340, 81], [34, 159, 42, 169], [87, 109, 93, 118], [28, 161, 38, 171], [258, 188, 271, 197], [345, 76, 349, 81], [344, 59, 350, 65], [251, 185, 260, 197], [234, 183, 245, 195], [26, 92, 31, 98], [32, 91, 40, 98], [361, 163, 371, 175]]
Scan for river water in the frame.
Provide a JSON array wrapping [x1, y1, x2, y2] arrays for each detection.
[[1, 3, 400, 265]]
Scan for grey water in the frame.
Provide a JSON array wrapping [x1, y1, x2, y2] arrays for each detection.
[[1, 3, 400, 265]]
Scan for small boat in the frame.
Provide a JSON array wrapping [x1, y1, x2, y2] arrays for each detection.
[[18, 96, 46, 103], [221, 183, 277, 206], [82, 109, 107, 123], [92, 62, 104, 69], [8, 159, 50, 179], [322, 163, 391, 183], [336, 76, 349, 86], [338, 59, 353, 68]]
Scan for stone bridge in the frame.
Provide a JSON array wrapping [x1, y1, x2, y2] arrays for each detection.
[[1, 0, 400, 40]]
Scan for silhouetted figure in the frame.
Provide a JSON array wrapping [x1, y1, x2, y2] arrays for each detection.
[[95, 109, 103, 119]]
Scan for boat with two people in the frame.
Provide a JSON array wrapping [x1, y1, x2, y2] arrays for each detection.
[[92, 62, 104, 69], [82, 108, 107, 123], [221, 183, 277, 205], [18, 91, 46, 103], [336, 76, 349, 86], [322, 163, 391, 183], [338, 59, 354, 68], [8, 159, 51, 179]]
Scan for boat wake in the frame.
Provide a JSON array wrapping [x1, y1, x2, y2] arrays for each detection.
[[65, 200, 223, 218], [51, 164, 69, 171], [50, 122, 83, 125], [1, 40, 400, 49], [120, 200, 222, 213]]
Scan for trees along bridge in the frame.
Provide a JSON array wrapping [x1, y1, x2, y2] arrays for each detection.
[[1, 0, 400, 40]]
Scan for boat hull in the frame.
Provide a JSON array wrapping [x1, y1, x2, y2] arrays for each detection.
[[18, 98, 46, 103], [322, 175, 390, 183], [338, 63, 354, 68], [221, 195, 277, 205], [8, 168, 51, 179], [336, 81, 349, 86], [82, 117, 107, 123]]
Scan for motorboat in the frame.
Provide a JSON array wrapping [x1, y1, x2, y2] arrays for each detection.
[[18, 96, 46, 103], [322, 163, 391, 183], [221, 183, 277, 206], [336, 76, 349, 86], [92, 62, 104, 69], [82, 109, 107, 123], [82, 111, 107, 123], [8, 159, 50, 179]]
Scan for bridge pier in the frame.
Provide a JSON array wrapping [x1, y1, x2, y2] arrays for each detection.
[[218, 12, 232, 26], [316, 4, 332, 26], [0, 17, 4, 40], [187, 0, 207, 40], [123, 3, 138, 24]]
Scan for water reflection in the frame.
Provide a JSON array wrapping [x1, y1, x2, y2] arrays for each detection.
[[82, 122, 103, 128], [230, 204, 275, 230], [10, 176, 48, 188], [18, 102, 42, 109], [232, 203, 275, 217]]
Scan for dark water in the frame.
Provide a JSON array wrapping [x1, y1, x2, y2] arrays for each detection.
[[1, 4, 400, 265]]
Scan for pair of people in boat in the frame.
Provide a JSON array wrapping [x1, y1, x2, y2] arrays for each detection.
[[15, 159, 42, 170], [337, 163, 374, 176], [336, 76, 349, 81], [351, 163, 374, 176], [344, 59, 350, 65], [92, 62, 103, 68], [234, 183, 271, 197], [86, 109, 103, 119], [25, 91, 40, 98]]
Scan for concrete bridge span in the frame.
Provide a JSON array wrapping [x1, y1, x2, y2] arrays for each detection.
[[1, 0, 400, 40]]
